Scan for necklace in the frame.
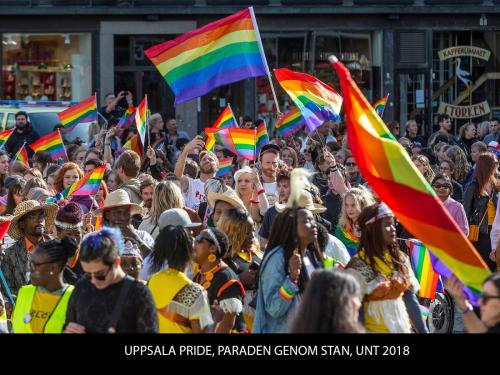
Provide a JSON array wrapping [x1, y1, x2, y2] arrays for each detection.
[[197, 263, 224, 290]]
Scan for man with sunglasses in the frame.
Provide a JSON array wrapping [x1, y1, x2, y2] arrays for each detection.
[[0, 200, 57, 298]]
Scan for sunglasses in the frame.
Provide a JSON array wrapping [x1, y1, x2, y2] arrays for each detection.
[[432, 183, 451, 189], [480, 293, 500, 304], [83, 266, 111, 281], [345, 162, 356, 167]]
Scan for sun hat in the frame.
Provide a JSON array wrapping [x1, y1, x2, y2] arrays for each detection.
[[94, 189, 145, 216], [207, 187, 247, 211], [8, 200, 58, 240]]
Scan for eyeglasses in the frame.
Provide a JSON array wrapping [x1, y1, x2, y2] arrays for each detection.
[[29, 260, 55, 270], [83, 266, 111, 281], [479, 293, 500, 304], [432, 183, 451, 190]]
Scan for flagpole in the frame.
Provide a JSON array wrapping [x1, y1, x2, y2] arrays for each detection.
[[253, 126, 257, 166], [381, 93, 390, 118], [145, 95, 150, 148], [249, 6, 281, 115], [57, 128, 69, 162]]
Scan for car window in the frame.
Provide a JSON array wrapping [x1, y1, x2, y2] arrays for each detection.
[[29, 112, 90, 143], [6, 113, 16, 130]]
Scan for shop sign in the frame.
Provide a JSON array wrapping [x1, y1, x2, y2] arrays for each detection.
[[438, 46, 490, 61], [438, 101, 491, 119]]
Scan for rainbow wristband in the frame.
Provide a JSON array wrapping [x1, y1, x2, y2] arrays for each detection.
[[278, 285, 294, 301]]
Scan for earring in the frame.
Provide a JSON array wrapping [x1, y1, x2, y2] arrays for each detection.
[[50, 271, 54, 275], [208, 254, 217, 263]]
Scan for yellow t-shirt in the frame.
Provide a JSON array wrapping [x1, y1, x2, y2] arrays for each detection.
[[29, 290, 61, 333]]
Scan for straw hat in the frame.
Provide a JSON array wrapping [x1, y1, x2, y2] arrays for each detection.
[[94, 189, 145, 216], [207, 187, 247, 212], [8, 200, 58, 240], [275, 190, 326, 214]]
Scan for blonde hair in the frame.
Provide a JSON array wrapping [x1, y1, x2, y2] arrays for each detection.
[[446, 145, 469, 182], [150, 181, 184, 225], [412, 154, 435, 183], [338, 186, 375, 230], [217, 207, 260, 259]]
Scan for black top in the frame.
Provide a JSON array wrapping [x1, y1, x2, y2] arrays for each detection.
[[5, 124, 40, 158], [407, 134, 427, 147], [65, 276, 158, 333], [224, 252, 261, 290], [321, 192, 342, 230], [487, 322, 500, 333], [259, 206, 279, 240]]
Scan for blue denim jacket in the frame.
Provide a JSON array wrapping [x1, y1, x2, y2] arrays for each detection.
[[252, 247, 300, 333]]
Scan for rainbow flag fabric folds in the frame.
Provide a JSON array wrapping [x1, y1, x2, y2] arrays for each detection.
[[12, 143, 29, 168], [58, 95, 97, 131], [144, 7, 268, 105], [123, 134, 144, 159], [62, 164, 106, 198], [255, 120, 269, 155], [0, 129, 14, 149], [135, 96, 148, 147], [373, 94, 389, 117], [205, 127, 256, 161], [29, 130, 66, 159], [0, 194, 7, 212], [206, 104, 239, 151], [331, 57, 490, 305], [274, 68, 343, 133], [275, 108, 304, 138], [118, 105, 136, 129], [409, 240, 443, 299], [216, 157, 233, 177]]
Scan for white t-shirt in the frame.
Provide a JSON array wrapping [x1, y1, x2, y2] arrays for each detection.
[[263, 181, 278, 206], [326, 234, 351, 266], [184, 177, 206, 211]]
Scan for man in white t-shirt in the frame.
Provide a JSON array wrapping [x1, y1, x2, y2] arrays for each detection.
[[174, 135, 219, 211], [258, 144, 280, 206]]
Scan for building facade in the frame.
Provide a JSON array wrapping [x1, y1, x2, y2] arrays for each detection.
[[1, 0, 499, 137]]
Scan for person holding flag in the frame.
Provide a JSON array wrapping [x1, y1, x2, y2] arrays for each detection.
[[5, 111, 40, 159]]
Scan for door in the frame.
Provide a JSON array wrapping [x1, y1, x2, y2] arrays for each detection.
[[396, 70, 430, 137]]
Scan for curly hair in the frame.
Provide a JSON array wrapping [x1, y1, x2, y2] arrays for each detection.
[[411, 154, 435, 183], [53, 162, 84, 193], [338, 186, 376, 231], [217, 207, 260, 259], [446, 145, 470, 183]]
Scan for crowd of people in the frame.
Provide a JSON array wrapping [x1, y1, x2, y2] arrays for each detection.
[[0, 103, 499, 334]]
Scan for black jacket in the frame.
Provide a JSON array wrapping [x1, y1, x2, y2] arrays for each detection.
[[5, 124, 40, 158]]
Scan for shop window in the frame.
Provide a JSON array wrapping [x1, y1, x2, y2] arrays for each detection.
[[2, 33, 92, 101]]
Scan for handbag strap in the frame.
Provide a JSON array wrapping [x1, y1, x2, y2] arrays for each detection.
[[107, 276, 134, 333]]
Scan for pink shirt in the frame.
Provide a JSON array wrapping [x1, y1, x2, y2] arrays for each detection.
[[443, 196, 469, 236]]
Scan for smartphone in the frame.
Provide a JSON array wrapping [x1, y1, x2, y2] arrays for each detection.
[[249, 261, 260, 271], [199, 130, 208, 142]]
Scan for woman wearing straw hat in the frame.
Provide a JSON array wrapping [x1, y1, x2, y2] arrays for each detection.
[[0, 200, 58, 297], [207, 187, 246, 227]]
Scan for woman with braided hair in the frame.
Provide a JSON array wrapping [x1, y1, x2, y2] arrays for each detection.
[[11, 237, 78, 333], [345, 203, 419, 333]]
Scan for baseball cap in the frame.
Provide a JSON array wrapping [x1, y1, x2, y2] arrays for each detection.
[[158, 208, 202, 230], [259, 143, 280, 158]]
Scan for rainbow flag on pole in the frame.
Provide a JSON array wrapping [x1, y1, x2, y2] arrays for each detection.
[[62, 163, 106, 198], [205, 127, 256, 161], [274, 68, 343, 133], [58, 94, 97, 131], [117, 105, 136, 129], [275, 108, 304, 138], [409, 240, 443, 299], [123, 133, 144, 159], [0, 129, 14, 149], [11, 143, 29, 168], [255, 120, 269, 155], [135, 96, 148, 147], [331, 56, 490, 305], [144, 7, 269, 105], [216, 157, 233, 177], [29, 130, 66, 159], [373, 94, 389, 117], [206, 105, 239, 151]]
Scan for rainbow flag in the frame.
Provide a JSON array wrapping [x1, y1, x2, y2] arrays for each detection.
[[0, 194, 7, 212], [0, 129, 14, 149], [135, 96, 148, 147], [144, 7, 269, 105], [205, 127, 237, 155], [58, 94, 97, 131], [216, 157, 233, 177], [373, 94, 389, 117], [117, 105, 136, 129], [255, 120, 269, 155], [29, 130, 66, 159], [409, 240, 443, 299], [275, 108, 304, 138], [62, 163, 106, 198], [213, 105, 238, 129], [11, 143, 29, 168], [274, 68, 343, 133], [123, 133, 144, 159], [331, 56, 490, 305], [205, 127, 256, 161]]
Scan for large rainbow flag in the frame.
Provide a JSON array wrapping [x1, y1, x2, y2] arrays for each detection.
[[135, 96, 148, 147], [331, 56, 490, 304], [0, 129, 14, 149], [58, 94, 97, 131], [255, 120, 269, 155], [117, 105, 136, 129], [274, 68, 343, 133], [275, 108, 304, 138], [11, 143, 29, 168], [62, 163, 106, 198], [144, 7, 269, 105], [29, 130, 66, 159], [373, 94, 389, 117], [409, 240, 443, 299]]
